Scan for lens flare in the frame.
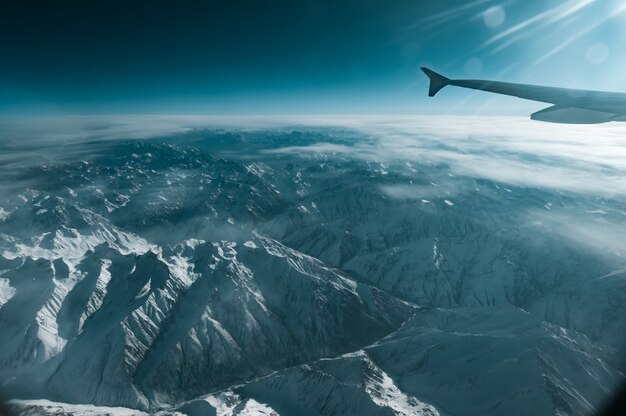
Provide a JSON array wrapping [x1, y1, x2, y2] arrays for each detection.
[[483, 6, 506, 27]]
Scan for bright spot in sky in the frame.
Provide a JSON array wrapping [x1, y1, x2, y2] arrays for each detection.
[[483, 6, 506, 28], [585, 43, 610, 65], [464, 57, 483, 77]]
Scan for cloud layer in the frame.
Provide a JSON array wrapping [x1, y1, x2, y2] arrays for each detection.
[[3, 114, 626, 196]]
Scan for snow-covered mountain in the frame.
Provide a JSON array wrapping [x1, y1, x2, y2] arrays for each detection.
[[1, 119, 625, 415]]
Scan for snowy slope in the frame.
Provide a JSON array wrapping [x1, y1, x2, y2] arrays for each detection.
[[1, 123, 625, 415]]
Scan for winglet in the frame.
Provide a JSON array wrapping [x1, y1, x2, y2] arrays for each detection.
[[421, 67, 450, 97]]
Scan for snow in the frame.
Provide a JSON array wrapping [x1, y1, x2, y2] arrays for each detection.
[[79, 259, 113, 331], [0, 120, 624, 416], [136, 278, 152, 299], [0, 277, 15, 307], [432, 239, 443, 270], [243, 240, 258, 249], [363, 358, 438, 416], [185, 238, 206, 249], [1, 219, 154, 269], [10, 399, 149, 415], [236, 399, 277, 415], [35, 278, 75, 359], [200, 392, 278, 416]]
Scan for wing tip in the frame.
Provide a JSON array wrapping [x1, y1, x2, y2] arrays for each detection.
[[421, 67, 450, 97]]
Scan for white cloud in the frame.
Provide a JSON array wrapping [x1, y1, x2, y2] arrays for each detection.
[[264, 142, 355, 155], [3, 114, 626, 197], [528, 209, 626, 260], [380, 184, 445, 201], [263, 115, 626, 197]]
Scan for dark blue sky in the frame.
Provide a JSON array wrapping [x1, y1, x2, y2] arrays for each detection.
[[2, 0, 626, 115]]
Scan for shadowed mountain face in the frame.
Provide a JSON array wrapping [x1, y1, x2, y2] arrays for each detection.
[[1, 122, 625, 415]]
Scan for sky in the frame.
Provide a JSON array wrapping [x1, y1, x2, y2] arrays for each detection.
[[2, 0, 626, 115]]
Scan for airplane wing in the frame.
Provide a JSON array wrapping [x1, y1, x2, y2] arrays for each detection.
[[421, 67, 626, 124]]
